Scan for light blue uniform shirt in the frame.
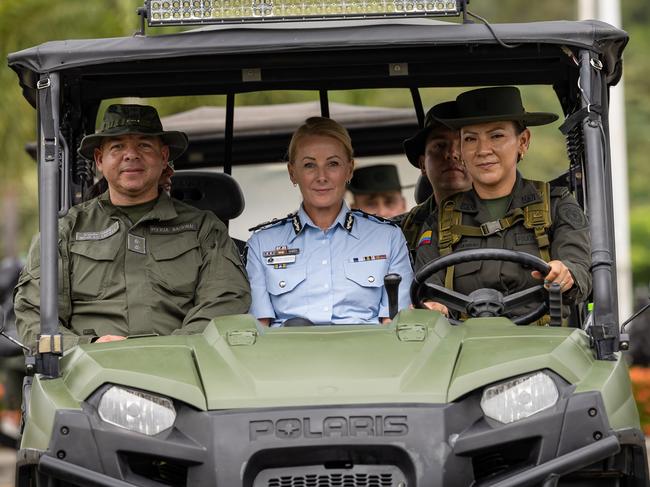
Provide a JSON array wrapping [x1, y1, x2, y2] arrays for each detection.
[[246, 203, 413, 326]]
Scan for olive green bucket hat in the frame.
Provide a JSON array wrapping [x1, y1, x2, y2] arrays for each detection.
[[434, 86, 558, 129], [78, 104, 189, 160], [403, 100, 458, 167]]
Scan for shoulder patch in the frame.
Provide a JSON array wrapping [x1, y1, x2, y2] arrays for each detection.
[[417, 230, 433, 247], [558, 204, 587, 229]]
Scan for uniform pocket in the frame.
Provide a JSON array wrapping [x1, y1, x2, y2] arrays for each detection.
[[265, 265, 306, 296], [343, 260, 388, 288], [149, 233, 201, 297], [69, 237, 121, 300]]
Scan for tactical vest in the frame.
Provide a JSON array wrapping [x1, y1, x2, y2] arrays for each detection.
[[438, 180, 552, 291]]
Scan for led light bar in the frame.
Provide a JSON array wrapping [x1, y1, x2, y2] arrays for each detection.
[[147, 0, 464, 26]]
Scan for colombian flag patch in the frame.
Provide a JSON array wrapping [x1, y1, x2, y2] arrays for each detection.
[[417, 230, 432, 247]]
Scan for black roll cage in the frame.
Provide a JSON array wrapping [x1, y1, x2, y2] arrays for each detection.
[[8, 18, 628, 374]]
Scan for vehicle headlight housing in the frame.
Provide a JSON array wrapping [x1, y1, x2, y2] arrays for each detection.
[[480, 371, 559, 424], [98, 386, 176, 436]]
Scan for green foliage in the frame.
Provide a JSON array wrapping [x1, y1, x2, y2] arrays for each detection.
[[631, 205, 650, 287]]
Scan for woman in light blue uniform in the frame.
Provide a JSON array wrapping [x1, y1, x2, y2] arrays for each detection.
[[246, 117, 413, 326]]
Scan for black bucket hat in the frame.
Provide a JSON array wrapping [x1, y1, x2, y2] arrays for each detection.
[[403, 101, 458, 168], [435, 86, 558, 129], [78, 104, 189, 161], [348, 164, 406, 194]]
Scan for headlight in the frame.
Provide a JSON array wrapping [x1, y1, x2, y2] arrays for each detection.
[[98, 386, 176, 436], [480, 371, 559, 424]]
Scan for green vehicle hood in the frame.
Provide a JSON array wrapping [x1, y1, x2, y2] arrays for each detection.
[[59, 310, 609, 411]]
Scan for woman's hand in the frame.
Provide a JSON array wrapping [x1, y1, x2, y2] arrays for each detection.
[[95, 335, 127, 343], [531, 260, 574, 293], [416, 301, 449, 316]]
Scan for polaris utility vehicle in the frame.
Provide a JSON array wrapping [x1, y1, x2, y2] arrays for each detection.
[[7, 0, 649, 485]]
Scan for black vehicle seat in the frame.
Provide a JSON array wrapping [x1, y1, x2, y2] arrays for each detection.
[[170, 170, 247, 255], [414, 174, 433, 205]]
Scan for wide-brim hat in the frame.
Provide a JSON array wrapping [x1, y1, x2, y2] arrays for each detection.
[[78, 104, 189, 161], [348, 164, 411, 194], [403, 101, 458, 167], [435, 86, 558, 129]]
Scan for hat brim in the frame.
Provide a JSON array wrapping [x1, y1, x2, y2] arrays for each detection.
[[438, 111, 558, 130], [78, 129, 189, 161], [403, 127, 430, 168]]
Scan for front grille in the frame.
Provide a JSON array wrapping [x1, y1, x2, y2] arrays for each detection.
[[255, 465, 405, 487]]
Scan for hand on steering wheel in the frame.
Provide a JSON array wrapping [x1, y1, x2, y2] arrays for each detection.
[[411, 249, 561, 326]]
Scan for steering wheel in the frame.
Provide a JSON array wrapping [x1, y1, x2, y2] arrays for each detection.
[[411, 248, 561, 326]]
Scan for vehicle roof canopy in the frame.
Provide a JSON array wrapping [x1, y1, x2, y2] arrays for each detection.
[[8, 18, 627, 108]]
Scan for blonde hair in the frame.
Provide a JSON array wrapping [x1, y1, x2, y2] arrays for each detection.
[[287, 117, 354, 163]]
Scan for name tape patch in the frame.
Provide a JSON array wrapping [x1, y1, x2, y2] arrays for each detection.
[[150, 222, 198, 234], [76, 221, 120, 241]]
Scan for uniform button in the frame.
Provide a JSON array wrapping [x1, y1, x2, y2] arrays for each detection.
[[324, 284, 329, 289], [279, 281, 286, 288], [322, 260, 327, 265], [323, 306, 329, 311], [368, 276, 375, 283]]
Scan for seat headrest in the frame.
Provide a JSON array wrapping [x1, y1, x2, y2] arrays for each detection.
[[414, 174, 433, 205], [170, 170, 245, 222]]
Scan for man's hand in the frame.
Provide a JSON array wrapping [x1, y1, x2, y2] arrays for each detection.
[[531, 260, 574, 293], [95, 335, 127, 343]]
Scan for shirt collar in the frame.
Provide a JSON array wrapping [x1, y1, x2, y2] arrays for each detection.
[[456, 171, 538, 214], [98, 189, 178, 222], [291, 202, 354, 241]]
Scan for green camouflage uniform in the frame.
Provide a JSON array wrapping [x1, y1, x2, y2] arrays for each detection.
[[414, 175, 591, 319], [400, 194, 436, 254], [15, 191, 251, 351]]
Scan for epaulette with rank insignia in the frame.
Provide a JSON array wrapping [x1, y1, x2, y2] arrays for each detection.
[[349, 209, 399, 227], [248, 212, 302, 234]]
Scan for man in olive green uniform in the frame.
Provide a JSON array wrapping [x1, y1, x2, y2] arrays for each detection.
[[414, 87, 591, 320], [15, 104, 251, 351], [400, 101, 472, 252]]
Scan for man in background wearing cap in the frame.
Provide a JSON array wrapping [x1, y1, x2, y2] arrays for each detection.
[[15, 104, 251, 351], [348, 164, 407, 219], [401, 101, 472, 252]]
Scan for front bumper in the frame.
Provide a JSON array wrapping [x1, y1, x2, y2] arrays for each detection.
[[17, 390, 649, 487]]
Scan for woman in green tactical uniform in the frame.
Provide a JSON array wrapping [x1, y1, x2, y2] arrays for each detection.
[[415, 86, 591, 320]]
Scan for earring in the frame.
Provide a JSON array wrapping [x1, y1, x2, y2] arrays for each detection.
[[293, 182, 297, 187]]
